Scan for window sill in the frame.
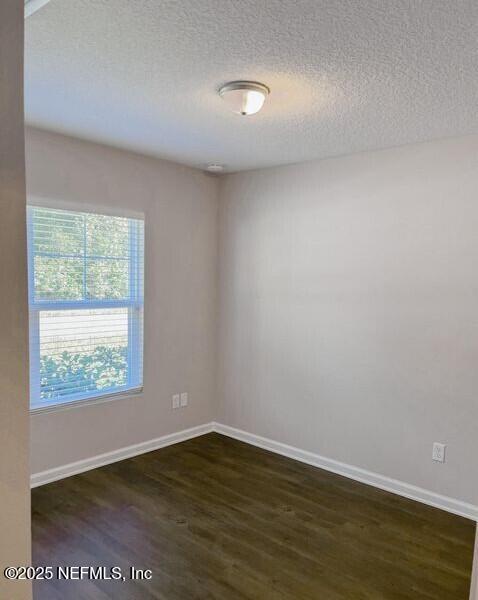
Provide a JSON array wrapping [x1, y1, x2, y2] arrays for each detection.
[[30, 387, 143, 415]]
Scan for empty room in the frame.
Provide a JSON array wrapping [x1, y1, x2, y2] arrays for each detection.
[[1, 0, 478, 598]]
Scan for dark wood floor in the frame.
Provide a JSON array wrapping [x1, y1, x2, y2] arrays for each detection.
[[32, 433, 475, 599]]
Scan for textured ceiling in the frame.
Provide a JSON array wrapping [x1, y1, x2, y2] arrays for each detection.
[[25, 0, 478, 172]]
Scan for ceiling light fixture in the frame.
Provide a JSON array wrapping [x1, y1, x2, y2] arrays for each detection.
[[219, 81, 270, 116]]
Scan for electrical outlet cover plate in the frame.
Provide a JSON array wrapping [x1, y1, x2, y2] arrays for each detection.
[[432, 442, 446, 463], [180, 392, 188, 407], [172, 394, 180, 409]]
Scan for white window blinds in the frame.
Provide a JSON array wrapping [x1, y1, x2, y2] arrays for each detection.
[[27, 205, 144, 409]]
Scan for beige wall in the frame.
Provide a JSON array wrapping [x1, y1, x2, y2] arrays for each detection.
[[0, 1, 32, 599], [26, 127, 219, 474], [218, 134, 478, 506]]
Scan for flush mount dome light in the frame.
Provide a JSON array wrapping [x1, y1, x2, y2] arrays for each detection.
[[219, 81, 270, 116]]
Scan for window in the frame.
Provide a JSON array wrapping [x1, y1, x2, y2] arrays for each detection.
[[27, 205, 144, 410]]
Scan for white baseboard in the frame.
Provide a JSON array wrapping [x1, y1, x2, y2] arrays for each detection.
[[30, 420, 478, 523], [30, 422, 214, 488], [213, 422, 478, 522]]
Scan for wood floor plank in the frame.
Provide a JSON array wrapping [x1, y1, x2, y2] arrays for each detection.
[[32, 433, 475, 599]]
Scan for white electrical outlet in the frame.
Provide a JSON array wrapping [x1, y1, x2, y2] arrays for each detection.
[[172, 394, 180, 409], [180, 392, 188, 407], [432, 442, 446, 463]]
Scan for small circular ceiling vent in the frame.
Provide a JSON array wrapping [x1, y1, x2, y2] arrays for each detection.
[[206, 163, 225, 173], [219, 81, 270, 116]]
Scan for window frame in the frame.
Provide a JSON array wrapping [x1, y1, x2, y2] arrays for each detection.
[[27, 201, 144, 412]]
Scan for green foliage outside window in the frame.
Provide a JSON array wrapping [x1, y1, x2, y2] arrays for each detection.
[[40, 345, 128, 399], [34, 209, 133, 399], [33, 209, 130, 301]]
